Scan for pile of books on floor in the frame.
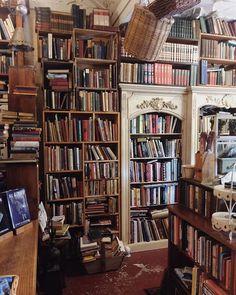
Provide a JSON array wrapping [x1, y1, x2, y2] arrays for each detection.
[[10, 121, 42, 160], [79, 235, 126, 274]]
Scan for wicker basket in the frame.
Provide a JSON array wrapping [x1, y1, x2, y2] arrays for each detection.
[[124, 5, 174, 61], [147, 0, 200, 19]]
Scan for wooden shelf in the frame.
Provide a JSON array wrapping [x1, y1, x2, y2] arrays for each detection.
[[200, 57, 236, 66], [201, 32, 236, 41], [0, 220, 38, 295], [168, 204, 236, 250]]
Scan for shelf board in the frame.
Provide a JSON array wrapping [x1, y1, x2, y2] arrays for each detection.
[[130, 133, 182, 137], [200, 57, 236, 65], [37, 30, 72, 37], [73, 28, 117, 38], [45, 169, 83, 174], [129, 239, 168, 252], [75, 86, 117, 91], [168, 204, 236, 250], [0, 159, 38, 164], [47, 197, 83, 203], [201, 32, 236, 41], [130, 156, 179, 161], [44, 141, 83, 145], [84, 160, 118, 163], [85, 194, 119, 198], [75, 57, 117, 65], [130, 180, 177, 185]]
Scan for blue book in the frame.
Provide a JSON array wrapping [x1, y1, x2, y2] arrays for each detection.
[[1, 188, 31, 230]]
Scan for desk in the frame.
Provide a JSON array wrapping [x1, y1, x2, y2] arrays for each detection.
[[0, 220, 38, 295]]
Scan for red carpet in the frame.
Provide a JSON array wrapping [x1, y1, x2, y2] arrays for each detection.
[[63, 248, 168, 295]]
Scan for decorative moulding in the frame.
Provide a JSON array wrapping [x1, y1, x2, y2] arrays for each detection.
[[136, 98, 177, 111], [205, 94, 231, 109]]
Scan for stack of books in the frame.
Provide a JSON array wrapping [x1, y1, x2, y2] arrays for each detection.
[[10, 121, 42, 160]]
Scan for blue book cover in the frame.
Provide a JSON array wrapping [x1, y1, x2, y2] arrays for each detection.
[[0, 195, 10, 235], [2, 188, 31, 229]]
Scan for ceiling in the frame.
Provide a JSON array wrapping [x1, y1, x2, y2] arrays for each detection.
[[29, 0, 236, 25]]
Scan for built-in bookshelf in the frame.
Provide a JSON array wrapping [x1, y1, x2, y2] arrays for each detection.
[[41, 26, 121, 238], [120, 83, 185, 252], [168, 178, 236, 295]]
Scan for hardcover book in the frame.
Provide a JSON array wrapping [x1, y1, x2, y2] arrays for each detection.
[[0, 194, 10, 235], [1, 188, 31, 229]]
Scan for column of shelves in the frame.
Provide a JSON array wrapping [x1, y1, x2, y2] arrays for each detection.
[[128, 112, 182, 250], [42, 27, 120, 237], [72, 27, 120, 238], [168, 179, 236, 295]]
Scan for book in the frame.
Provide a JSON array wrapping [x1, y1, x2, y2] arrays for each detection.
[[0, 194, 11, 235], [1, 188, 31, 230], [55, 223, 69, 236], [0, 275, 19, 295]]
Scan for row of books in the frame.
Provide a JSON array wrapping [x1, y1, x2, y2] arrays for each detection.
[[170, 215, 231, 290], [74, 38, 118, 60], [200, 14, 236, 36], [84, 144, 117, 161], [45, 115, 70, 142], [44, 145, 82, 172], [96, 117, 118, 142], [182, 183, 215, 219], [120, 62, 197, 86], [169, 18, 200, 40], [130, 158, 181, 183], [158, 42, 199, 64], [201, 39, 236, 60], [74, 65, 117, 89], [0, 15, 14, 40], [84, 162, 118, 180], [46, 175, 83, 200], [38, 35, 72, 60], [130, 113, 181, 134], [77, 90, 119, 112], [35, 7, 73, 33], [0, 55, 13, 74], [51, 201, 83, 225], [84, 179, 119, 196], [200, 59, 236, 86], [44, 90, 72, 110], [130, 216, 168, 243], [130, 138, 181, 159], [130, 183, 178, 207], [174, 266, 228, 295], [85, 196, 117, 215], [44, 89, 119, 112]]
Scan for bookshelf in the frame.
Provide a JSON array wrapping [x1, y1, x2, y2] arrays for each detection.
[[120, 83, 186, 252], [168, 178, 236, 295], [199, 16, 236, 86], [41, 26, 121, 238], [120, 18, 200, 87]]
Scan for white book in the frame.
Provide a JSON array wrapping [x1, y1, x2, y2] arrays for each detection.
[[48, 33, 53, 59]]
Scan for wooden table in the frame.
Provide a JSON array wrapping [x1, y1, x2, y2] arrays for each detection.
[[0, 220, 38, 295]]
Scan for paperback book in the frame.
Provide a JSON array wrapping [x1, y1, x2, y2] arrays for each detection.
[[1, 188, 31, 230]]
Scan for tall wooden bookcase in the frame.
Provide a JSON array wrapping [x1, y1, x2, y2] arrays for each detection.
[[40, 25, 121, 238]]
